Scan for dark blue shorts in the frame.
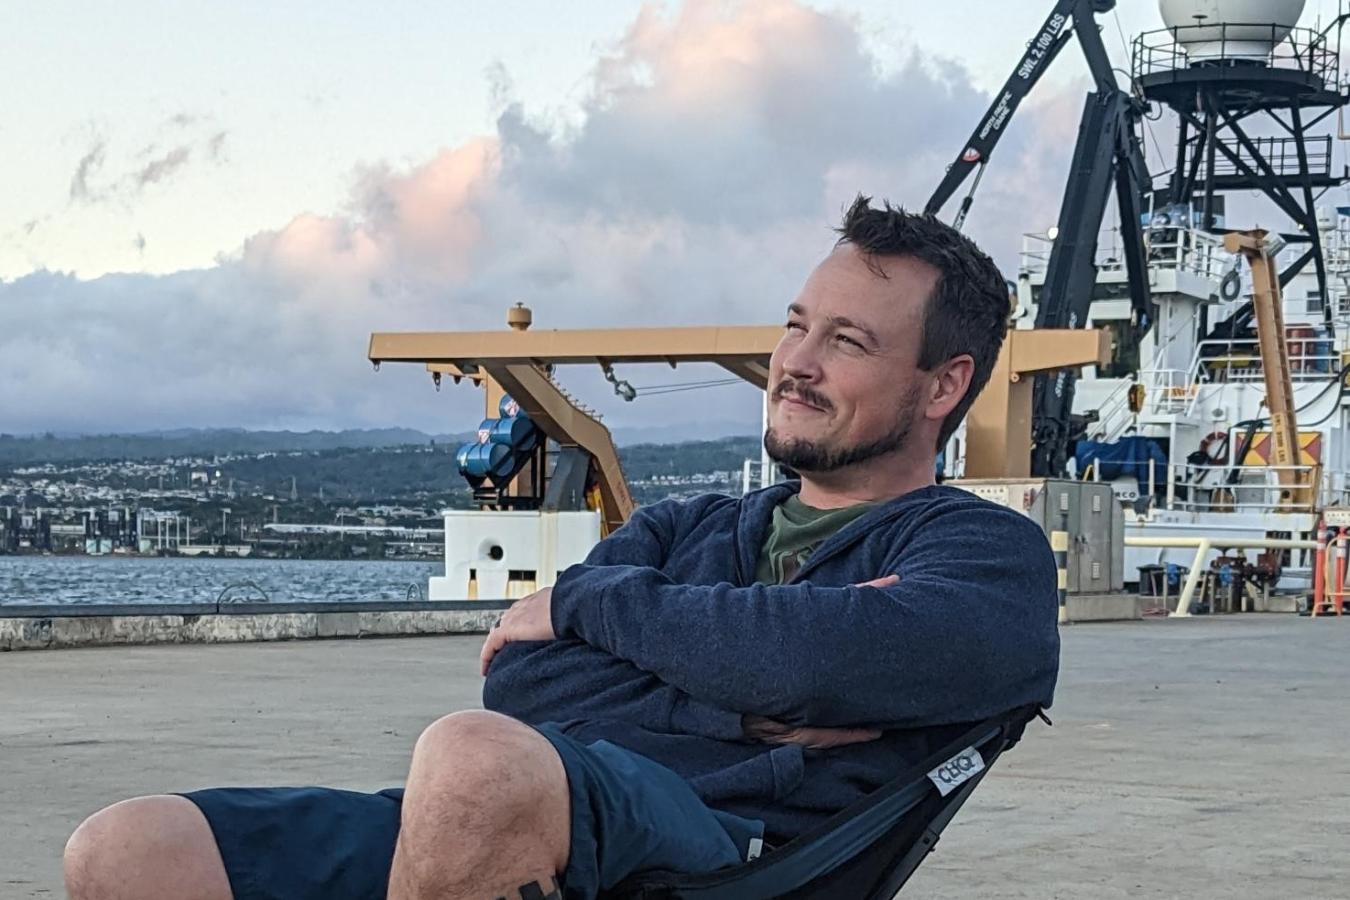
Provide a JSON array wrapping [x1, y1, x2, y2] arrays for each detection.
[[181, 725, 764, 900]]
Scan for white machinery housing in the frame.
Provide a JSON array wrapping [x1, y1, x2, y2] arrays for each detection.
[[430, 510, 602, 600]]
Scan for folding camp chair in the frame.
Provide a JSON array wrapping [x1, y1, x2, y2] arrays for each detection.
[[604, 703, 1045, 900]]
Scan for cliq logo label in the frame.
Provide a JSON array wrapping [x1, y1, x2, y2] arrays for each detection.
[[927, 747, 985, 796]]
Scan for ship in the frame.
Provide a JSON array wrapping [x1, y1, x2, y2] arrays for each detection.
[[996, 0, 1350, 593]]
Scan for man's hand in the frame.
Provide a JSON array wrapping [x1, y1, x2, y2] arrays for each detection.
[[480, 587, 555, 675], [742, 715, 882, 750]]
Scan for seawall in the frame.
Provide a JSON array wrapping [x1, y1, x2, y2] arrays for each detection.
[[0, 600, 509, 651]]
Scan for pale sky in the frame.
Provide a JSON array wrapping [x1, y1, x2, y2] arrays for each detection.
[[0, 0, 1340, 436], [0, 0, 1179, 280]]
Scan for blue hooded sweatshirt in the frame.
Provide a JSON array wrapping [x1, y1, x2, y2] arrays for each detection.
[[482, 482, 1059, 841]]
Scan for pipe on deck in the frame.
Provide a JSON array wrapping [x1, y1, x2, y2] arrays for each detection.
[[1123, 536, 1316, 617]]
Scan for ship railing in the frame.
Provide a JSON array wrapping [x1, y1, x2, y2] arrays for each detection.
[[1018, 225, 1228, 280], [1139, 368, 1199, 415], [1193, 333, 1339, 383], [1132, 23, 1340, 85], [1141, 227, 1230, 280], [1089, 377, 1141, 443], [1017, 233, 1053, 276], [1204, 134, 1334, 184], [1162, 464, 1344, 515], [740, 459, 780, 495], [1086, 368, 1203, 443], [1318, 219, 1350, 270]]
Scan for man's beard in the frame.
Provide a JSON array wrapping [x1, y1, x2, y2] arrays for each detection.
[[764, 384, 920, 474]]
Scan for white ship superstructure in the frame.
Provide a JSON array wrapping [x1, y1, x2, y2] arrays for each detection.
[[1012, 0, 1350, 586]]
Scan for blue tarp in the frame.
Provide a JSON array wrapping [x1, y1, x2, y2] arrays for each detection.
[[1075, 437, 1168, 494]]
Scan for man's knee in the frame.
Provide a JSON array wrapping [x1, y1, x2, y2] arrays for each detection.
[[410, 710, 565, 799], [65, 795, 231, 900], [405, 711, 569, 856]]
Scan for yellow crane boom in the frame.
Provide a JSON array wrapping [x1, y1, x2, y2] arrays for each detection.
[[1223, 229, 1312, 511]]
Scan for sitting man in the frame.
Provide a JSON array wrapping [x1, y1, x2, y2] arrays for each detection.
[[64, 196, 1059, 900]]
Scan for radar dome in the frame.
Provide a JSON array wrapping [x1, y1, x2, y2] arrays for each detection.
[[1159, 0, 1306, 60]]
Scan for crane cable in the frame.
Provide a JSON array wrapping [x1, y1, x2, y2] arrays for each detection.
[[627, 377, 746, 397]]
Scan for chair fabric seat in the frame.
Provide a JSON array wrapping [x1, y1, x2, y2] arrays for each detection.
[[603, 705, 1041, 900]]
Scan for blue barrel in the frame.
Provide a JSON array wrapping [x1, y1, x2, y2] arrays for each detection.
[[498, 395, 524, 419], [489, 443, 518, 478], [1312, 339, 1334, 374], [457, 441, 511, 480], [489, 416, 530, 447], [493, 417, 540, 453], [455, 442, 475, 474]]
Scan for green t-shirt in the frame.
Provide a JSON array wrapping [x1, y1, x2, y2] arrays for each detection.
[[754, 495, 879, 585]]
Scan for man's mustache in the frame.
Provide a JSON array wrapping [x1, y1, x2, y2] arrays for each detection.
[[773, 380, 832, 412]]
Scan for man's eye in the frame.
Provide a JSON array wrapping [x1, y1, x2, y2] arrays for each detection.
[[785, 321, 805, 332], [835, 334, 862, 348]]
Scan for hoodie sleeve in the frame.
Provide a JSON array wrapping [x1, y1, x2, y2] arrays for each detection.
[[481, 495, 746, 740], [577, 499, 674, 566], [482, 639, 746, 739], [550, 503, 1060, 729]]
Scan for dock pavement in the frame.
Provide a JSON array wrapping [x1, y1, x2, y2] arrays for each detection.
[[2, 618, 1347, 899]]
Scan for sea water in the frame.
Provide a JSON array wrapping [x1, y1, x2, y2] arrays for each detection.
[[0, 556, 441, 606]]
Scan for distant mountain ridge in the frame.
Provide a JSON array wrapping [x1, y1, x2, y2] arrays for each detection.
[[0, 425, 761, 466], [0, 428, 463, 466]]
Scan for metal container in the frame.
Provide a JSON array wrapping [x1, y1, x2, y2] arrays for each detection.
[[951, 478, 1125, 594]]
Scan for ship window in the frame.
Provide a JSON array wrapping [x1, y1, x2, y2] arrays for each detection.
[[1095, 320, 1139, 378], [1307, 291, 1324, 313]]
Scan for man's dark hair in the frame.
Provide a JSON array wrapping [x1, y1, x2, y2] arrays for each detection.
[[835, 194, 1010, 449]]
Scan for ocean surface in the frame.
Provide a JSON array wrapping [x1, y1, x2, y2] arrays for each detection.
[[0, 556, 442, 606]]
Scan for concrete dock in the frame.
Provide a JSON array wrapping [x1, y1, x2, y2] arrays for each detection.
[[0, 600, 509, 651], [3, 618, 1347, 899]]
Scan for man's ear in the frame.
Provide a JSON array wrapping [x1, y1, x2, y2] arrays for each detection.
[[925, 355, 975, 424]]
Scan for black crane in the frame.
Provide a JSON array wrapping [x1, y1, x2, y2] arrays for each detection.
[[925, 0, 1152, 478]]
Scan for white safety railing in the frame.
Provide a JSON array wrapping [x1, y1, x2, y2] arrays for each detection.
[[1018, 225, 1230, 280], [740, 459, 780, 495], [1142, 227, 1231, 280], [1088, 378, 1137, 442], [1163, 464, 1347, 515], [1089, 369, 1206, 443], [1140, 369, 1198, 415], [1194, 333, 1340, 383]]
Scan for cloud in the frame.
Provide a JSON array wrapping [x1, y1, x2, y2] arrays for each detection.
[[68, 138, 108, 203], [68, 123, 227, 207], [4, 0, 1076, 436], [207, 131, 228, 162], [135, 145, 193, 188]]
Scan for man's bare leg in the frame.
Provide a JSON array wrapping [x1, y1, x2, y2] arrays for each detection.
[[64, 710, 568, 900], [388, 710, 571, 900], [64, 795, 233, 900]]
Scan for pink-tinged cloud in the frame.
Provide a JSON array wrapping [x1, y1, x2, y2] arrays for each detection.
[[3, 0, 1079, 436]]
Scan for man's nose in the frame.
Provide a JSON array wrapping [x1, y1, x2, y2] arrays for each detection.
[[779, 334, 823, 383]]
